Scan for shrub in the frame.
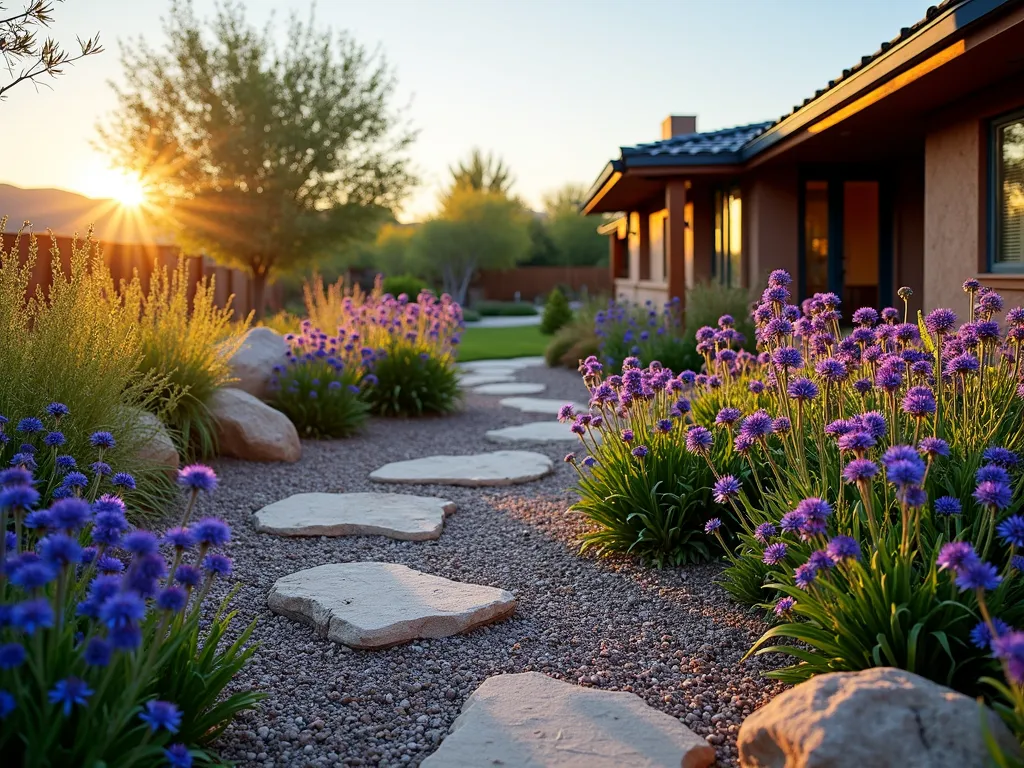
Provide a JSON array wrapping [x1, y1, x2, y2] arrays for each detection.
[[540, 287, 572, 335], [596, 297, 702, 373], [0, 224, 174, 513], [474, 300, 538, 317], [683, 272, 1024, 701], [545, 299, 601, 369], [272, 321, 370, 438], [381, 273, 427, 298], [368, 345, 461, 417], [565, 348, 754, 566], [122, 258, 251, 459], [461, 308, 481, 323], [0, 457, 262, 763], [684, 282, 755, 352]]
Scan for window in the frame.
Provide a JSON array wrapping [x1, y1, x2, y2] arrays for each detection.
[[713, 187, 742, 287], [993, 110, 1024, 271]]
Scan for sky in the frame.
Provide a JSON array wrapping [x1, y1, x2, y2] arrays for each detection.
[[1, 0, 934, 221]]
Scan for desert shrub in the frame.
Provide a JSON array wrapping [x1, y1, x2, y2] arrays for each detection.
[[259, 310, 300, 336], [596, 297, 701, 373], [302, 275, 463, 417], [272, 321, 370, 438], [683, 271, 1024, 702], [545, 325, 578, 367], [381, 273, 426, 298], [565, 347, 754, 566], [474, 300, 538, 317], [540, 287, 572, 335], [0, 459, 262, 763], [0, 224, 174, 512], [122, 258, 250, 459]]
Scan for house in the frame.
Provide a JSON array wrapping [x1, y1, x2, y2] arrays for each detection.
[[583, 0, 1024, 315]]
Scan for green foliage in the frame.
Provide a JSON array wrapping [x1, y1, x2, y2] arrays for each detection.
[[542, 184, 607, 267], [381, 273, 426, 298], [0, 463, 260, 764], [410, 188, 532, 305], [443, 148, 515, 202], [365, 344, 461, 417], [596, 297, 701, 374], [544, 300, 601, 369], [540, 288, 573, 335], [98, 1, 415, 317], [461, 308, 481, 323], [684, 282, 755, 350], [474, 301, 538, 317], [123, 258, 250, 460], [0, 224, 174, 513]]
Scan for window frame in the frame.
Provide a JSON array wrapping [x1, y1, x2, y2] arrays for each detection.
[[989, 107, 1024, 274], [712, 184, 742, 288]]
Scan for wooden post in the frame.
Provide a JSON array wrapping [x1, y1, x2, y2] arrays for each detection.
[[665, 180, 687, 305]]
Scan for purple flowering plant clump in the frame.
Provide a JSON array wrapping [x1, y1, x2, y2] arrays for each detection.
[[679, 270, 1024, 704], [0, 456, 263, 763]]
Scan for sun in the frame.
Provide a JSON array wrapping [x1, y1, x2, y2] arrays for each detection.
[[89, 169, 150, 208]]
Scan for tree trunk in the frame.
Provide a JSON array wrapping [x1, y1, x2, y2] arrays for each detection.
[[455, 263, 475, 307], [251, 268, 268, 321]]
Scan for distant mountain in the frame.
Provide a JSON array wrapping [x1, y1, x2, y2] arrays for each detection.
[[0, 184, 171, 245]]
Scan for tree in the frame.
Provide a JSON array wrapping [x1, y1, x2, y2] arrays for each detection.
[[441, 148, 514, 205], [542, 183, 607, 267], [411, 187, 530, 305], [0, 1, 102, 101], [97, 1, 415, 318]]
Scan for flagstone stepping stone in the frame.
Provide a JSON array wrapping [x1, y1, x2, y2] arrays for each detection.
[[370, 450, 553, 487], [252, 492, 455, 541], [459, 356, 544, 371], [267, 563, 516, 649], [420, 671, 715, 768], [458, 373, 517, 388], [499, 397, 587, 416], [485, 421, 576, 444], [472, 382, 546, 396]]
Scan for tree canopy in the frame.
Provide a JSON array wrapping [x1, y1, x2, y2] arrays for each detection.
[[541, 183, 607, 267], [97, 1, 415, 317], [441, 148, 514, 206]]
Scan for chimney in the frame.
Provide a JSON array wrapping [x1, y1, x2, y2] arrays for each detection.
[[661, 115, 697, 140]]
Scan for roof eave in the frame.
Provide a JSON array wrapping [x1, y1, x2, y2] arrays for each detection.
[[580, 159, 622, 214]]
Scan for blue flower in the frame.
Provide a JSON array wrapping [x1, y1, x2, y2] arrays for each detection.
[[977, 464, 1011, 485], [109, 623, 142, 651], [631, 445, 648, 459], [12, 598, 54, 634], [934, 496, 962, 516], [99, 591, 146, 630], [122, 531, 158, 556], [0, 642, 25, 669], [174, 564, 202, 588], [0, 484, 39, 510], [48, 677, 93, 716], [90, 461, 112, 477], [970, 618, 1010, 650], [0, 690, 14, 719], [975, 481, 1012, 511], [61, 471, 89, 490], [997, 516, 1024, 548], [157, 586, 188, 613], [826, 535, 861, 562], [794, 562, 818, 589], [89, 432, 116, 449], [937, 541, 980, 572], [704, 518, 722, 535], [83, 637, 113, 667], [163, 527, 196, 550], [164, 744, 193, 768], [16, 417, 43, 434], [11, 561, 57, 590], [983, 447, 1020, 468], [995, 632, 1024, 685], [96, 555, 124, 574], [38, 533, 83, 569], [842, 459, 878, 483], [45, 402, 69, 419], [0, 467, 33, 486], [955, 560, 1002, 592], [111, 473, 136, 490], [193, 517, 231, 547], [139, 700, 182, 733], [918, 438, 950, 458]]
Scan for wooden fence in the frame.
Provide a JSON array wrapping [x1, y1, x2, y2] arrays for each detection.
[[473, 265, 611, 303], [0, 232, 282, 318]]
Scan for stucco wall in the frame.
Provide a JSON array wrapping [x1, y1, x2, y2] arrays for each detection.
[[745, 166, 799, 290], [614, 279, 668, 306]]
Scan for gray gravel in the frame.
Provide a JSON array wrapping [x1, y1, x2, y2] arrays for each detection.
[[196, 362, 784, 767]]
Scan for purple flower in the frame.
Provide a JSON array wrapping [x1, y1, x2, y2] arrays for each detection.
[[712, 475, 741, 504], [787, 377, 819, 401], [994, 632, 1024, 684], [631, 445, 648, 459], [139, 700, 183, 733], [983, 447, 1020, 468], [771, 417, 792, 434], [685, 427, 714, 454], [837, 431, 876, 453], [557, 404, 576, 423], [122, 531, 159, 556], [48, 677, 93, 716], [808, 550, 836, 571], [754, 523, 776, 543], [156, 586, 188, 613], [177, 464, 218, 493], [619, 428, 634, 444], [902, 386, 936, 418], [89, 432, 116, 449], [936, 541, 980, 573], [918, 438, 950, 458], [163, 527, 196, 550], [739, 410, 773, 440], [794, 563, 818, 589], [955, 560, 1002, 592], [779, 511, 806, 534], [978, 464, 1011, 485], [934, 496, 962, 516], [748, 380, 765, 395], [715, 407, 742, 426], [771, 347, 803, 369], [704, 518, 722, 534], [203, 553, 233, 576], [43, 431, 65, 447], [763, 542, 788, 565], [12, 598, 53, 633], [946, 353, 980, 376], [841, 459, 879, 485], [974, 481, 1012, 511], [826, 535, 861, 562], [774, 596, 796, 616]]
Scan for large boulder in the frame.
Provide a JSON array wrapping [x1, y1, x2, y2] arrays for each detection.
[[227, 327, 289, 400], [421, 672, 714, 768], [738, 667, 1021, 768], [209, 387, 301, 463], [123, 407, 179, 470]]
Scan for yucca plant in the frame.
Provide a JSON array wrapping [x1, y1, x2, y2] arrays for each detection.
[[121, 258, 251, 459]]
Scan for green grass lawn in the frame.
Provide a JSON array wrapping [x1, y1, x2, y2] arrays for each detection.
[[457, 325, 548, 362]]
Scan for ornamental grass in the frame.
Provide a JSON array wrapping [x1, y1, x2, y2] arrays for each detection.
[[0, 446, 261, 765]]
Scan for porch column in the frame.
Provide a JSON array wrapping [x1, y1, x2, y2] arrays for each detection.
[[665, 180, 687, 304]]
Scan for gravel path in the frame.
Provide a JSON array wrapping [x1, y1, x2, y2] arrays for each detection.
[[200, 362, 784, 767]]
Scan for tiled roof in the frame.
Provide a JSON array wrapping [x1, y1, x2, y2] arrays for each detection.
[[760, 0, 967, 133], [620, 122, 771, 165]]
